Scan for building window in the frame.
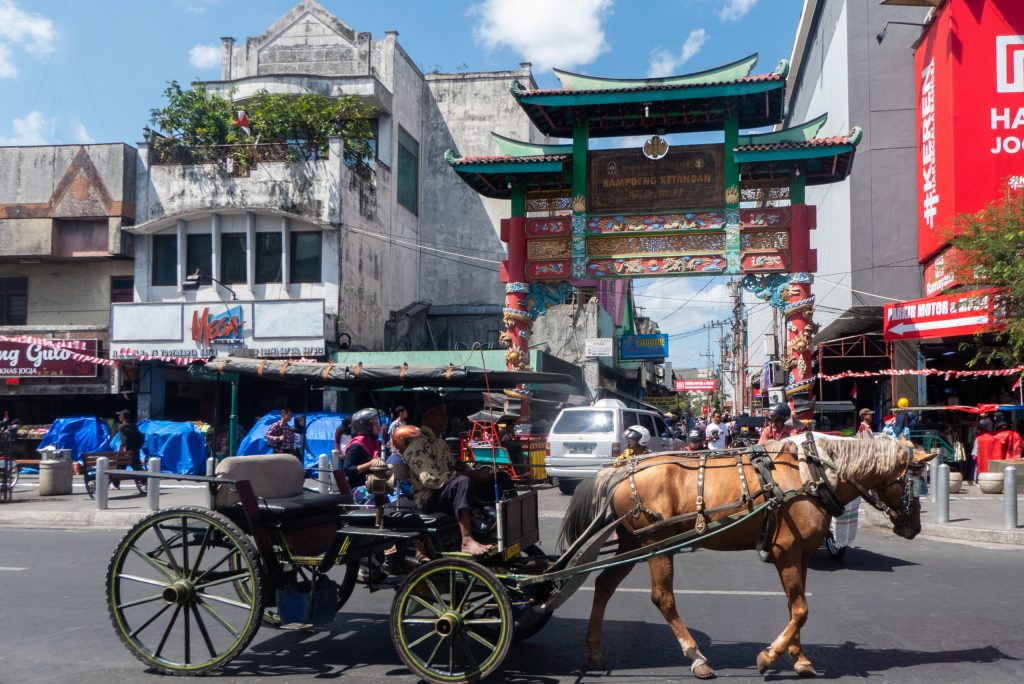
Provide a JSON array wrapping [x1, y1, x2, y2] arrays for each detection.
[[110, 276, 134, 303], [397, 126, 419, 215], [186, 234, 212, 276], [0, 278, 27, 325], [255, 232, 282, 283], [290, 232, 322, 283], [220, 234, 247, 284], [151, 234, 177, 286]]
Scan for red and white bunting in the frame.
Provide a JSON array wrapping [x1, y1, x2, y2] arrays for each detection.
[[819, 367, 1024, 382], [0, 335, 117, 367]]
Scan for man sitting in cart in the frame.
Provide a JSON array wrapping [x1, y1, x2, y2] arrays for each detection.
[[758, 403, 796, 444], [403, 393, 508, 556], [614, 424, 651, 464]]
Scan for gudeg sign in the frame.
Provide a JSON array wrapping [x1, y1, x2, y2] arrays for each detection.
[[915, 0, 1024, 262], [0, 339, 99, 377], [883, 289, 1000, 342]]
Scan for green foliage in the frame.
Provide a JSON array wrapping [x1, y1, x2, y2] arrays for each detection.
[[945, 186, 1024, 365], [148, 81, 374, 164]]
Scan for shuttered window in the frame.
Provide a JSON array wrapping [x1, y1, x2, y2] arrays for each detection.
[[397, 126, 419, 215]]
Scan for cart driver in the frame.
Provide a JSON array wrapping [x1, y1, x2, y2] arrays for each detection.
[[403, 393, 507, 556], [758, 403, 795, 444]]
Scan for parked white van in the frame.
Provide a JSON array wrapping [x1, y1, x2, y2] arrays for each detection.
[[544, 399, 678, 494]]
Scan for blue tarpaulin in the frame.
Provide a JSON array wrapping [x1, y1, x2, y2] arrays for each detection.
[[238, 411, 349, 469], [38, 416, 111, 462], [111, 420, 208, 475]]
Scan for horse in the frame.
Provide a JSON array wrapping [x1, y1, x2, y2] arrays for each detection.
[[558, 435, 935, 679]]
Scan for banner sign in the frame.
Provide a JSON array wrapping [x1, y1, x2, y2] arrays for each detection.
[[923, 247, 965, 297], [588, 144, 724, 215], [584, 338, 614, 357], [675, 379, 717, 392], [883, 289, 1000, 341], [915, 0, 1024, 262], [0, 339, 99, 378], [620, 334, 669, 361]]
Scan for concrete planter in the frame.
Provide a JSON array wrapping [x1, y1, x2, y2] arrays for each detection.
[[978, 472, 1004, 494], [947, 471, 963, 494], [988, 460, 1024, 494]]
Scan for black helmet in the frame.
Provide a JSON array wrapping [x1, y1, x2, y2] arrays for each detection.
[[686, 429, 703, 447], [350, 408, 381, 436], [768, 402, 791, 421]]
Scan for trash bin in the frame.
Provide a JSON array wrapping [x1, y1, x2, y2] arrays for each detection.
[[38, 447, 73, 496]]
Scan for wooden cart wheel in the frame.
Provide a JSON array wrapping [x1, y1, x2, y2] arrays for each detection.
[[390, 558, 513, 684], [106, 505, 264, 675]]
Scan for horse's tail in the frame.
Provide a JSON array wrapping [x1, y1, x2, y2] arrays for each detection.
[[557, 474, 612, 550]]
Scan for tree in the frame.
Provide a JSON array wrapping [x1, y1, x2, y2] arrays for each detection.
[[945, 184, 1024, 365]]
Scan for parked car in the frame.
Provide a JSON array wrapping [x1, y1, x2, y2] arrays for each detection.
[[545, 399, 680, 494]]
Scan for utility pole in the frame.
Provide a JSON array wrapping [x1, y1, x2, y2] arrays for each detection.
[[728, 279, 747, 414], [702, 319, 730, 410]]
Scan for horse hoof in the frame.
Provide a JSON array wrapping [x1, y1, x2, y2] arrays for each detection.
[[756, 650, 774, 675], [795, 663, 818, 678], [692, 662, 716, 679]]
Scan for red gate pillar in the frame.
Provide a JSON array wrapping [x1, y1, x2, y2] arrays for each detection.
[[784, 205, 819, 422], [499, 216, 531, 372]]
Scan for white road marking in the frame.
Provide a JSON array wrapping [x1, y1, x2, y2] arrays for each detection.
[[579, 587, 809, 597], [0, 567, 27, 572]]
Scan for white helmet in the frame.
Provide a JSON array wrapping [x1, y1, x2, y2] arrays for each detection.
[[622, 424, 651, 446]]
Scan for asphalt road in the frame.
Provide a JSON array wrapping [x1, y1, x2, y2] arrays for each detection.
[[1, 488, 1023, 684]]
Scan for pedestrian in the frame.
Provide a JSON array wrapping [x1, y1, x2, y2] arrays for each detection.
[[291, 414, 307, 463], [857, 408, 874, 439], [975, 412, 1022, 479], [113, 410, 145, 490], [384, 405, 408, 458], [705, 409, 729, 450], [758, 403, 795, 444], [265, 409, 295, 454]]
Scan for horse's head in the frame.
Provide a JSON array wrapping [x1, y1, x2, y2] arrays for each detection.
[[878, 439, 937, 539]]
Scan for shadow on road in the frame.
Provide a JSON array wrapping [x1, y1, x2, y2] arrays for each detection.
[[808, 546, 919, 573]]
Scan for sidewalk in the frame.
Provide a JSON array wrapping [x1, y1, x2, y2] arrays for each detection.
[[2, 475, 1023, 547], [858, 481, 1024, 547]]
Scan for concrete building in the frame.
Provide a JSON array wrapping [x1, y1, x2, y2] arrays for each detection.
[[0, 143, 136, 420], [110, 0, 559, 420], [745, 0, 932, 414]]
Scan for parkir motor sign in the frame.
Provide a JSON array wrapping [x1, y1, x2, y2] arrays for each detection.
[[883, 289, 1001, 342]]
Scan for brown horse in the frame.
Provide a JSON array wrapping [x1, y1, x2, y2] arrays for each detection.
[[558, 435, 935, 679]]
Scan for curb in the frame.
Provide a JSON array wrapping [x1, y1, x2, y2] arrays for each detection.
[[0, 509, 151, 529], [859, 506, 1024, 547]]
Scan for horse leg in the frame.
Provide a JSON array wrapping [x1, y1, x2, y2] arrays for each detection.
[[646, 554, 714, 679], [757, 551, 815, 677], [585, 560, 634, 670]]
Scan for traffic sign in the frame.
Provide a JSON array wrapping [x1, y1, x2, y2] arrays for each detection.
[[883, 289, 1000, 342]]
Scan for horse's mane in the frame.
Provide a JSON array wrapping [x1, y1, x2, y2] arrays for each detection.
[[813, 436, 905, 482]]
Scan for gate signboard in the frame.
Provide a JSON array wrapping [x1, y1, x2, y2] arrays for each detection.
[[588, 145, 724, 215], [883, 289, 1000, 341]]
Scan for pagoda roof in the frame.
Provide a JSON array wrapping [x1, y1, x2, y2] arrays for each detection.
[[445, 148, 569, 199], [736, 127, 862, 186], [511, 56, 788, 138]]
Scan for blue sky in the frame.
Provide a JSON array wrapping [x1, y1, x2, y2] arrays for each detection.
[[0, 0, 803, 369]]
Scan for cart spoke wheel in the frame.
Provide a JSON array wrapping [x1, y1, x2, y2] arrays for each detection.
[[391, 558, 512, 684], [107, 506, 263, 675]]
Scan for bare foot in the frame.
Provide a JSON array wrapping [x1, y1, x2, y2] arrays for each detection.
[[461, 540, 493, 556]]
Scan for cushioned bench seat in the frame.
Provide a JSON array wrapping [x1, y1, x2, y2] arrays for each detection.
[[342, 507, 453, 529]]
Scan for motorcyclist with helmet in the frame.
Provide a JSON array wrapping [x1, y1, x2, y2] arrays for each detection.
[[343, 407, 385, 494], [614, 424, 651, 465], [685, 429, 705, 451], [758, 402, 795, 444]]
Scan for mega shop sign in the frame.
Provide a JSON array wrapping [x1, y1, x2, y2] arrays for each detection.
[[0, 339, 99, 377], [883, 290, 1001, 342], [915, 0, 1024, 262]]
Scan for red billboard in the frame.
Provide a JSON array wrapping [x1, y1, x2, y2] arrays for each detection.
[[675, 379, 717, 392], [916, 1, 1024, 262], [883, 289, 1000, 342], [0, 339, 99, 378]]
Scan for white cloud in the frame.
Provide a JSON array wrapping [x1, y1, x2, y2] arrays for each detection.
[[189, 44, 220, 70], [718, 0, 758, 22], [647, 29, 707, 78], [0, 110, 50, 145], [72, 122, 94, 144], [470, 0, 612, 71], [0, 0, 55, 78]]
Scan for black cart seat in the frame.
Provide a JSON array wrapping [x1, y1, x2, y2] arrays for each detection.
[[341, 507, 453, 530]]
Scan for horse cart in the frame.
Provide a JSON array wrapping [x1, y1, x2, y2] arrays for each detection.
[[103, 360, 936, 682]]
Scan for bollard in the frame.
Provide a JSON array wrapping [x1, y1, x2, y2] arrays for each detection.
[[930, 456, 940, 504], [96, 456, 109, 511], [318, 454, 331, 494], [1005, 467, 1018, 530], [937, 463, 950, 523], [331, 449, 341, 472], [147, 457, 161, 511], [205, 457, 216, 509]]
